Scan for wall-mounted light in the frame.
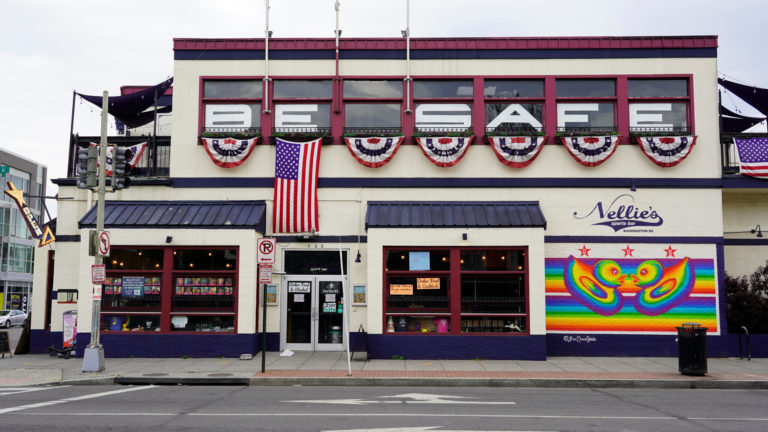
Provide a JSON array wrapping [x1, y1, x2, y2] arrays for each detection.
[[355, 251, 361, 263], [165, 236, 173, 244], [401, 30, 408, 37], [630, 179, 637, 192], [752, 225, 763, 238], [462, 233, 468, 241]]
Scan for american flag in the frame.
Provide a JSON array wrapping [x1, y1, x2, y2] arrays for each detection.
[[734, 137, 768, 178], [273, 138, 322, 233]]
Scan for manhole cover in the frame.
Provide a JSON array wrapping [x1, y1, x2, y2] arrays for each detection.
[[207, 373, 233, 377], [142, 373, 169, 377]]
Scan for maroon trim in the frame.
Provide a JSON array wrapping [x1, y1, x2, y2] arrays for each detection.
[[174, 36, 718, 51]]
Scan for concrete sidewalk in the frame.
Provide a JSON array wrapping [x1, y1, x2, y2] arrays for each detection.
[[0, 351, 766, 389]]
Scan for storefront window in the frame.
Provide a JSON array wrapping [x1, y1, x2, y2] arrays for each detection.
[[101, 247, 238, 334], [384, 247, 528, 335]]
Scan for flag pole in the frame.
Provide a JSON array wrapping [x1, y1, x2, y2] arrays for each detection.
[[263, 0, 271, 114], [404, 0, 412, 113], [339, 238, 352, 376]]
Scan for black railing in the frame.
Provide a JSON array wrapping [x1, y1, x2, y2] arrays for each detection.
[[70, 134, 170, 178], [485, 126, 543, 136], [201, 127, 260, 137], [343, 127, 403, 137], [556, 126, 618, 135], [413, 127, 473, 137], [629, 127, 692, 136]]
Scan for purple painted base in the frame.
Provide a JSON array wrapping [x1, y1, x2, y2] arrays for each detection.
[[28, 330, 766, 359], [366, 334, 547, 360], [546, 333, 733, 357]]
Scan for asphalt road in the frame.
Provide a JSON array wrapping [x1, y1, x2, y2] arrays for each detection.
[[0, 385, 767, 431]]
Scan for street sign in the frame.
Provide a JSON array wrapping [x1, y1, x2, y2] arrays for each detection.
[[0, 165, 8, 177], [91, 264, 106, 284], [97, 230, 110, 257], [92, 284, 102, 301], [257, 238, 276, 264], [259, 264, 273, 284]]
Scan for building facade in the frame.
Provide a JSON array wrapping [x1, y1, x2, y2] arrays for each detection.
[[30, 35, 768, 358], [0, 148, 47, 314]]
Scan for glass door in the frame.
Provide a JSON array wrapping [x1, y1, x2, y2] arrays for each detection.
[[282, 276, 345, 351], [284, 279, 313, 351]]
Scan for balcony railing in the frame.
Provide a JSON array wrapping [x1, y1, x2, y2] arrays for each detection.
[[69, 134, 170, 178]]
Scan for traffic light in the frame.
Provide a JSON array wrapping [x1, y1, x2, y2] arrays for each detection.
[[111, 145, 131, 190], [76, 145, 98, 189]]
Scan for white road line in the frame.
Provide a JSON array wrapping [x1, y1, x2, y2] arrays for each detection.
[[0, 386, 71, 396], [0, 385, 156, 414]]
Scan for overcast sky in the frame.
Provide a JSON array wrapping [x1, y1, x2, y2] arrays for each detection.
[[1, 0, 767, 215]]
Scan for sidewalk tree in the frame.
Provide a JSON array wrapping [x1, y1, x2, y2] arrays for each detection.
[[726, 262, 768, 334]]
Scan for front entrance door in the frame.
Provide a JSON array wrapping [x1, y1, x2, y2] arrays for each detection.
[[282, 276, 345, 351]]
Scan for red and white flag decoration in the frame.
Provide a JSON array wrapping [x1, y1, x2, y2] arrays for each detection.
[[89, 142, 148, 175], [201, 137, 259, 168], [343, 136, 404, 168], [416, 136, 473, 167], [636, 136, 697, 167], [488, 136, 547, 168], [273, 138, 322, 233], [560, 135, 621, 167]]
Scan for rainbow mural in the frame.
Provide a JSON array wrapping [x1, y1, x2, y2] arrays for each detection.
[[546, 256, 718, 333]]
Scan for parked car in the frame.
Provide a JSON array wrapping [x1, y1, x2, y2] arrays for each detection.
[[0, 310, 27, 328]]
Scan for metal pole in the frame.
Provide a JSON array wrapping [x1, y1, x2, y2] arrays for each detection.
[[83, 91, 108, 372], [404, 0, 412, 114], [67, 91, 77, 176], [339, 240, 351, 376], [263, 0, 271, 114], [261, 264, 267, 373], [152, 88, 159, 176]]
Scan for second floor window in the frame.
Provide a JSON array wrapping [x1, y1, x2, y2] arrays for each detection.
[[556, 79, 616, 133], [202, 80, 262, 135], [628, 78, 690, 133], [273, 80, 332, 133]]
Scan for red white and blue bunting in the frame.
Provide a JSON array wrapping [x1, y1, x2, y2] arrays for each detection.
[[343, 136, 404, 168], [636, 135, 697, 168], [416, 136, 474, 167], [201, 137, 259, 168], [488, 136, 547, 168], [560, 135, 620, 167]]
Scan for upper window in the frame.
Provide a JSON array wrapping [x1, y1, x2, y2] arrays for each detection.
[[344, 80, 402, 99], [414, 80, 473, 99], [628, 79, 688, 98], [202, 80, 261, 135], [345, 104, 400, 128], [273, 80, 333, 99], [484, 80, 544, 98], [628, 78, 690, 133], [204, 80, 262, 99], [556, 79, 615, 97]]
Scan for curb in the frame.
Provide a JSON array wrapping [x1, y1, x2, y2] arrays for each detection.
[[68, 376, 768, 390]]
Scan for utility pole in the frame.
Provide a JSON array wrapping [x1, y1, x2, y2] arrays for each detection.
[[82, 90, 108, 372]]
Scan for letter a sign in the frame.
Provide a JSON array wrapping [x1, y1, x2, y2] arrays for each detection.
[[257, 238, 276, 264]]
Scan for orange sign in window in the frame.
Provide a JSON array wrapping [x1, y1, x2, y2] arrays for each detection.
[[417, 278, 440, 290], [389, 284, 413, 295]]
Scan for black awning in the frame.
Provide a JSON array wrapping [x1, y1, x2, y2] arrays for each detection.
[[366, 201, 546, 229], [77, 77, 173, 128], [79, 200, 266, 233]]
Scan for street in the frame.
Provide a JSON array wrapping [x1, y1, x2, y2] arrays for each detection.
[[0, 385, 766, 431]]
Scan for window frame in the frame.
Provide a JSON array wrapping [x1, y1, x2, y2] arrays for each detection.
[[626, 76, 693, 136], [198, 76, 264, 140], [413, 78, 476, 135], [555, 78, 618, 135], [483, 78, 546, 136], [382, 246, 530, 336], [342, 78, 404, 135], [271, 77, 334, 136]]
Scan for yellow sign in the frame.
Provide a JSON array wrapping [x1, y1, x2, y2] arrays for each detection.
[[389, 284, 413, 295], [4, 181, 55, 247], [417, 278, 441, 290]]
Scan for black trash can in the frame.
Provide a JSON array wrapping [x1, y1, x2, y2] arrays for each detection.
[[677, 322, 707, 376]]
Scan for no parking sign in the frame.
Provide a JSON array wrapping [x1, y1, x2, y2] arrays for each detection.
[[257, 238, 276, 264]]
